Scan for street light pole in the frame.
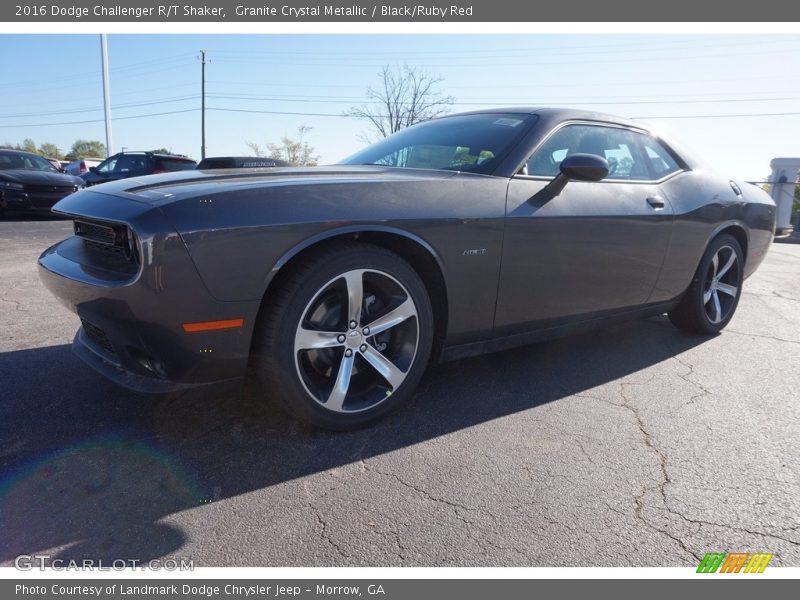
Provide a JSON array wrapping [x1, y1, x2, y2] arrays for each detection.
[[100, 34, 113, 156], [200, 49, 206, 160]]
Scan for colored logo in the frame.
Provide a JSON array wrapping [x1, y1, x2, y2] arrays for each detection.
[[697, 552, 773, 573]]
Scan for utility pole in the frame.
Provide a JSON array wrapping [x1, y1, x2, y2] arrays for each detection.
[[100, 34, 113, 156], [200, 50, 206, 160]]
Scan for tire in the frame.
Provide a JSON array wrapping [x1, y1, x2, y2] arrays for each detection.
[[668, 233, 744, 334], [252, 242, 434, 430]]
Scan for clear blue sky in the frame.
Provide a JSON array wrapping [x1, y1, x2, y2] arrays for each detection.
[[1, 33, 798, 180]]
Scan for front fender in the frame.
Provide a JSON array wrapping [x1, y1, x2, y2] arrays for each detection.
[[261, 224, 447, 296]]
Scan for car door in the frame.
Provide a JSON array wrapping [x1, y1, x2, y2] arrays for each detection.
[[493, 122, 675, 335], [89, 155, 118, 183]]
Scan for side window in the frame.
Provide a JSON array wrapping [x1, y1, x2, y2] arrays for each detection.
[[373, 145, 496, 170], [113, 155, 147, 174], [525, 124, 652, 181], [640, 137, 682, 179], [96, 157, 117, 174], [524, 126, 580, 178]]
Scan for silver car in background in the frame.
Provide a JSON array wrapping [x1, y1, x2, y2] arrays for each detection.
[[64, 158, 103, 176]]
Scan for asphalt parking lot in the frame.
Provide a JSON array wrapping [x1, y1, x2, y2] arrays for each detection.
[[1, 217, 799, 567]]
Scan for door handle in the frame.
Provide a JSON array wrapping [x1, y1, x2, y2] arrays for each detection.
[[646, 196, 665, 209]]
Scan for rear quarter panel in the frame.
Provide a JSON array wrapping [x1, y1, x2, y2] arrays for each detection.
[[651, 170, 776, 302]]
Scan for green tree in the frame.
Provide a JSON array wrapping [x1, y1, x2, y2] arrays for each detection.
[[247, 125, 320, 166], [347, 64, 454, 141], [19, 138, 38, 154], [794, 183, 800, 215], [38, 142, 62, 159], [150, 147, 171, 154], [67, 139, 107, 160]]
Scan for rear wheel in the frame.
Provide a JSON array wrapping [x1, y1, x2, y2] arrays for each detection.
[[253, 243, 433, 430], [668, 233, 744, 334]]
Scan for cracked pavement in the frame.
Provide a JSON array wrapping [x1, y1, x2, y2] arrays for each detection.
[[1, 218, 799, 567]]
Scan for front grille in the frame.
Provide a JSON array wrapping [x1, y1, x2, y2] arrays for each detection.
[[75, 220, 116, 245], [81, 319, 117, 358], [82, 239, 128, 259], [25, 184, 77, 195], [72, 218, 140, 272]]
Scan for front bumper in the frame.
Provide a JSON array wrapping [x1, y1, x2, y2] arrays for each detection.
[[1, 187, 79, 213], [71, 328, 222, 393], [37, 194, 260, 392]]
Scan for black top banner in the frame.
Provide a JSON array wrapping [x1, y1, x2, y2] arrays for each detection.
[[3, 0, 800, 22]]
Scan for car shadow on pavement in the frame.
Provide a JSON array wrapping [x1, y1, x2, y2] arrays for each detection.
[[0, 316, 707, 565]]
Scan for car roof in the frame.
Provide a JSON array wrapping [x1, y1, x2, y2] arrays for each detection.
[[112, 151, 195, 160], [442, 106, 649, 132]]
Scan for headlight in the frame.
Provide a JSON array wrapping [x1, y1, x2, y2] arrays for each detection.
[[1, 181, 24, 191]]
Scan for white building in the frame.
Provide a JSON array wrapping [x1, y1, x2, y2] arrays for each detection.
[[769, 158, 799, 236]]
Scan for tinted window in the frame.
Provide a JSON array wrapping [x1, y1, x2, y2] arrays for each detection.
[[0, 153, 24, 170], [341, 113, 537, 175], [526, 124, 651, 181], [0, 152, 57, 172], [113, 154, 148, 174], [96, 157, 118, 174], [157, 158, 197, 172]]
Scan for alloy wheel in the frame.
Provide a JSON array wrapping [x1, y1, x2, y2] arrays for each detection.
[[702, 244, 740, 324], [293, 268, 420, 413]]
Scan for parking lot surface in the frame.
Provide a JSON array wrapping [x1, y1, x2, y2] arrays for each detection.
[[1, 217, 799, 567]]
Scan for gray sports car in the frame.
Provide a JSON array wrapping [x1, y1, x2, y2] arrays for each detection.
[[38, 108, 776, 429]]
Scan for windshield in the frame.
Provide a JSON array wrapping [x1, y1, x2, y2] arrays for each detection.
[[0, 152, 59, 172], [340, 113, 537, 175]]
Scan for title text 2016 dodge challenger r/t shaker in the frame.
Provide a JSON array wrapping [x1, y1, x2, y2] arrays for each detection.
[[38, 108, 776, 429]]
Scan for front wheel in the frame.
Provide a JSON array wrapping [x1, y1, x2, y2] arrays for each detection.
[[252, 243, 434, 430], [668, 233, 744, 334]]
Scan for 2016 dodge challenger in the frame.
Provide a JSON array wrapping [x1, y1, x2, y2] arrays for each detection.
[[38, 108, 776, 429]]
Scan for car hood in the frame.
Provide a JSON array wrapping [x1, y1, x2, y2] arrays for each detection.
[[59, 165, 462, 206], [0, 169, 83, 186]]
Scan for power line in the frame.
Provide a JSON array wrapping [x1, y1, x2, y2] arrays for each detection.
[[208, 107, 344, 118], [632, 111, 800, 120], [211, 44, 800, 69], [0, 60, 197, 96], [205, 73, 789, 91], [112, 53, 198, 73], [211, 36, 799, 58], [0, 95, 200, 119], [206, 107, 800, 120], [0, 109, 198, 129], [205, 88, 800, 101], [3, 105, 800, 129], [203, 93, 800, 107]]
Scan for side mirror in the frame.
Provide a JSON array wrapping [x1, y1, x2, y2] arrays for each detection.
[[89, 166, 98, 173], [545, 153, 609, 197]]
